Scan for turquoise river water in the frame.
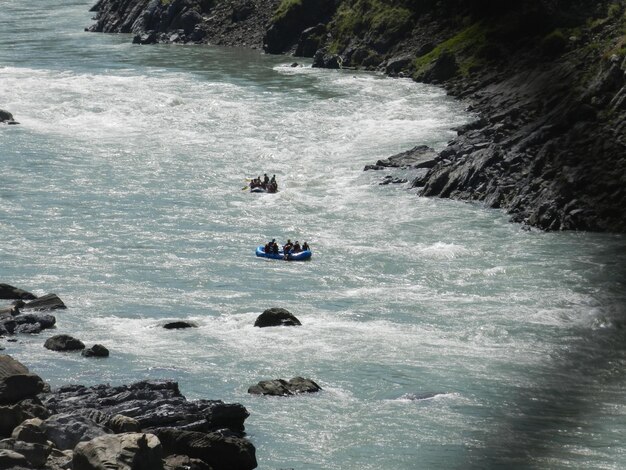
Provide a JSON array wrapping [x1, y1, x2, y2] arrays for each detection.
[[1, 1, 626, 468]]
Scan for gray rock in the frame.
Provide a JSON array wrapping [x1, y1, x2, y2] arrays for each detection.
[[163, 321, 197, 329], [14, 323, 42, 335], [385, 55, 412, 75], [0, 449, 29, 467], [39, 380, 250, 434], [0, 439, 53, 467], [254, 308, 301, 328], [295, 24, 326, 58], [105, 414, 141, 433], [44, 335, 85, 352], [11, 418, 47, 445], [14, 313, 56, 329], [312, 49, 341, 69], [73, 432, 163, 470], [23, 293, 66, 311], [156, 428, 256, 470], [41, 413, 111, 450], [420, 51, 459, 83], [248, 376, 321, 396], [0, 285, 36, 301], [0, 405, 27, 438], [0, 355, 45, 405], [81, 344, 110, 358], [133, 31, 158, 44], [365, 145, 437, 171], [164, 453, 212, 470]]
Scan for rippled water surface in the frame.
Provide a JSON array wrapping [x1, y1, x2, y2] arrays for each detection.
[[2, 1, 626, 468]]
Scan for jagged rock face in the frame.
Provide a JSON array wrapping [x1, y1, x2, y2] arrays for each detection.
[[42, 413, 112, 450], [417, 51, 626, 232], [88, 0, 281, 48], [262, 0, 337, 54], [39, 380, 250, 434]]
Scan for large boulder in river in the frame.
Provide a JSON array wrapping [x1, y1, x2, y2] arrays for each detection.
[[44, 335, 85, 352], [23, 293, 66, 311], [73, 432, 163, 470], [14, 312, 56, 330], [0, 110, 18, 125], [254, 308, 301, 328], [81, 344, 109, 358], [0, 355, 45, 405], [155, 428, 257, 470], [0, 284, 36, 300], [248, 376, 321, 396]]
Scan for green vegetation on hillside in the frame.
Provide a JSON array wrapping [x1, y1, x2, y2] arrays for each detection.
[[328, 0, 414, 52], [412, 21, 487, 77], [273, 0, 303, 21]]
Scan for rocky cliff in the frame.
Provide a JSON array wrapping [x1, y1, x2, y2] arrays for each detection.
[[87, 0, 626, 232]]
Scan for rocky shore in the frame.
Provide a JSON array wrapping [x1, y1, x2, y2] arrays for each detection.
[[0, 284, 259, 469], [0, 354, 256, 470], [85, 0, 626, 233]]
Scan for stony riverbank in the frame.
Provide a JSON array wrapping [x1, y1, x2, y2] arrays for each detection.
[[0, 284, 258, 469], [85, 0, 626, 232]]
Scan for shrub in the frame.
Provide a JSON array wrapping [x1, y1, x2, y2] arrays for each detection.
[[541, 29, 568, 57]]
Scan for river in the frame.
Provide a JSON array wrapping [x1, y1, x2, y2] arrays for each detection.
[[1, 1, 626, 468]]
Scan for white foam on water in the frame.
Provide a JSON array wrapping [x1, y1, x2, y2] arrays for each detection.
[[2, 4, 626, 468]]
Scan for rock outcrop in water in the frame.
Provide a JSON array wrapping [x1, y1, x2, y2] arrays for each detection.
[[86, 0, 626, 232], [0, 355, 257, 469], [253, 307, 301, 327], [0, 109, 19, 125], [0, 288, 63, 337], [248, 376, 321, 396]]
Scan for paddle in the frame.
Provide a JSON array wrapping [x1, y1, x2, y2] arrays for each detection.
[[241, 185, 249, 191]]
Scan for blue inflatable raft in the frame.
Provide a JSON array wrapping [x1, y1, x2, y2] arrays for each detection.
[[256, 245, 312, 261]]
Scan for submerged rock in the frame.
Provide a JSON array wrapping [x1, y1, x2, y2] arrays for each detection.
[[248, 376, 321, 396], [81, 344, 109, 358], [254, 308, 301, 328], [163, 321, 197, 330]]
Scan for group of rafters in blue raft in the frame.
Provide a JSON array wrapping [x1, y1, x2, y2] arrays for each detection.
[[246, 174, 313, 262], [256, 239, 312, 261]]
